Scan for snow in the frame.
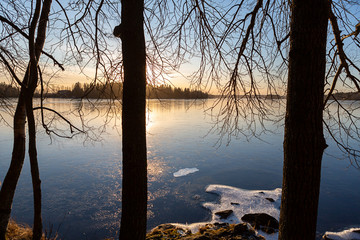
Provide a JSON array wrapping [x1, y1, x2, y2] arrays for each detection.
[[174, 184, 282, 239], [204, 184, 282, 223], [323, 228, 360, 240], [170, 184, 359, 240], [204, 184, 281, 240], [173, 168, 199, 177]]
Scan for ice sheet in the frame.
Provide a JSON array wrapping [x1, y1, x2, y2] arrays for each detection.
[[173, 168, 199, 177]]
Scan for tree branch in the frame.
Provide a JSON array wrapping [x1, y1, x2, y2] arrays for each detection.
[[0, 48, 24, 87], [33, 106, 85, 134], [329, 8, 360, 92], [0, 15, 65, 70]]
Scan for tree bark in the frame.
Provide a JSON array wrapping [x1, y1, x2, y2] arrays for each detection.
[[118, 0, 147, 239], [279, 0, 329, 239], [26, 1, 52, 238], [26, 92, 42, 240], [0, 93, 26, 240]]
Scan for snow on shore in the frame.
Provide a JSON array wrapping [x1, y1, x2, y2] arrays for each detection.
[[175, 184, 281, 239], [324, 228, 360, 240], [172, 184, 359, 240]]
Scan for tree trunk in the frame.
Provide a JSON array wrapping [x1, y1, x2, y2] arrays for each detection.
[[26, 92, 42, 240], [279, 0, 329, 239], [0, 1, 51, 238], [118, 0, 147, 239], [0, 93, 26, 240]]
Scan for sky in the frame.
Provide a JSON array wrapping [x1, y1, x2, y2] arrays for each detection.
[[0, 0, 359, 95]]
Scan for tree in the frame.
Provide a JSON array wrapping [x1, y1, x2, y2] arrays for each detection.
[[0, 1, 110, 238], [1, 0, 359, 239], [113, 0, 147, 238], [279, 0, 329, 238], [0, 1, 53, 239], [149, 0, 359, 238]]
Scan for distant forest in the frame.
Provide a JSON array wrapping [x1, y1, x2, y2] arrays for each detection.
[[328, 92, 360, 100], [0, 82, 209, 99]]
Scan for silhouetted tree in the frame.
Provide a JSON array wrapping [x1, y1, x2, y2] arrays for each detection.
[[113, 0, 147, 238], [0, 1, 53, 239], [0, 1, 106, 238], [150, 0, 359, 238], [279, 0, 329, 239], [72, 82, 85, 98]]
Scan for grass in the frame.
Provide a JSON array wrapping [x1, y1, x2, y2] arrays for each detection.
[[5, 220, 57, 240]]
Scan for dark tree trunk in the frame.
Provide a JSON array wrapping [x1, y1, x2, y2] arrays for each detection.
[[0, 1, 51, 239], [279, 0, 329, 239], [26, 92, 42, 240], [0, 94, 26, 240], [118, 0, 147, 239]]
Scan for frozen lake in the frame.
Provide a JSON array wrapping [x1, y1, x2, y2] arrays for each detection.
[[0, 98, 360, 239]]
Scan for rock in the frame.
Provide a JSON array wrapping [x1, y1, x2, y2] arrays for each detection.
[[231, 202, 240, 206], [215, 209, 233, 219], [233, 223, 248, 235], [259, 191, 265, 194], [192, 194, 201, 200], [214, 222, 229, 228], [147, 222, 268, 240], [260, 226, 276, 234], [265, 197, 275, 203], [241, 213, 279, 230]]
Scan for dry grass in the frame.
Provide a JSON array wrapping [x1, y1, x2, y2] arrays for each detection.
[[6, 220, 33, 240], [6, 220, 57, 240]]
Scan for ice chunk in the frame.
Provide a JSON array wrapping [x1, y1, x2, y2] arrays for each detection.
[[173, 168, 199, 177], [323, 228, 360, 240]]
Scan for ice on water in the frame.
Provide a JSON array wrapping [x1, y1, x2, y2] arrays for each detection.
[[204, 184, 282, 223], [173, 184, 359, 240], [205, 185, 281, 240], [324, 228, 360, 240], [175, 184, 282, 239], [173, 168, 199, 177]]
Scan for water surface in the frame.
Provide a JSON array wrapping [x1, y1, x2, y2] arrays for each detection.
[[0, 98, 359, 239]]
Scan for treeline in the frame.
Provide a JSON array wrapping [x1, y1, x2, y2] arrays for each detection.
[[328, 92, 360, 100], [0, 82, 19, 97], [47, 82, 123, 99], [0, 82, 209, 99], [147, 84, 209, 99]]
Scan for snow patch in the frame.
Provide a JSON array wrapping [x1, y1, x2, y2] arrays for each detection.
[[204, 185, 281, 239], [173, 168, 199, 177], [174, 184, 281, 239], [324, 228, 360, 240], [170, 184, 359, 240], [204, 185, 281, 222]]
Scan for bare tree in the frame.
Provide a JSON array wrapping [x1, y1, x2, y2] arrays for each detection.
[[1, 0, 359, 239], [0, 0, 117, 238], [0, 1, 54, 239], [145, 0, 360, 239]]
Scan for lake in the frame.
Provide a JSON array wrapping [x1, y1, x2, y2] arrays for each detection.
[[0, 98, 360, 239]]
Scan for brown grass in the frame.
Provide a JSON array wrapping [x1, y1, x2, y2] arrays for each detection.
[[5, 220, 57, 240]]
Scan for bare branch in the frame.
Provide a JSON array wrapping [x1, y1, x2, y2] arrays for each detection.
[[329, 7, 360, 92], [0, 15, 65, 70], [0, 48, 24, 87], [33, 106, 85, 134]]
